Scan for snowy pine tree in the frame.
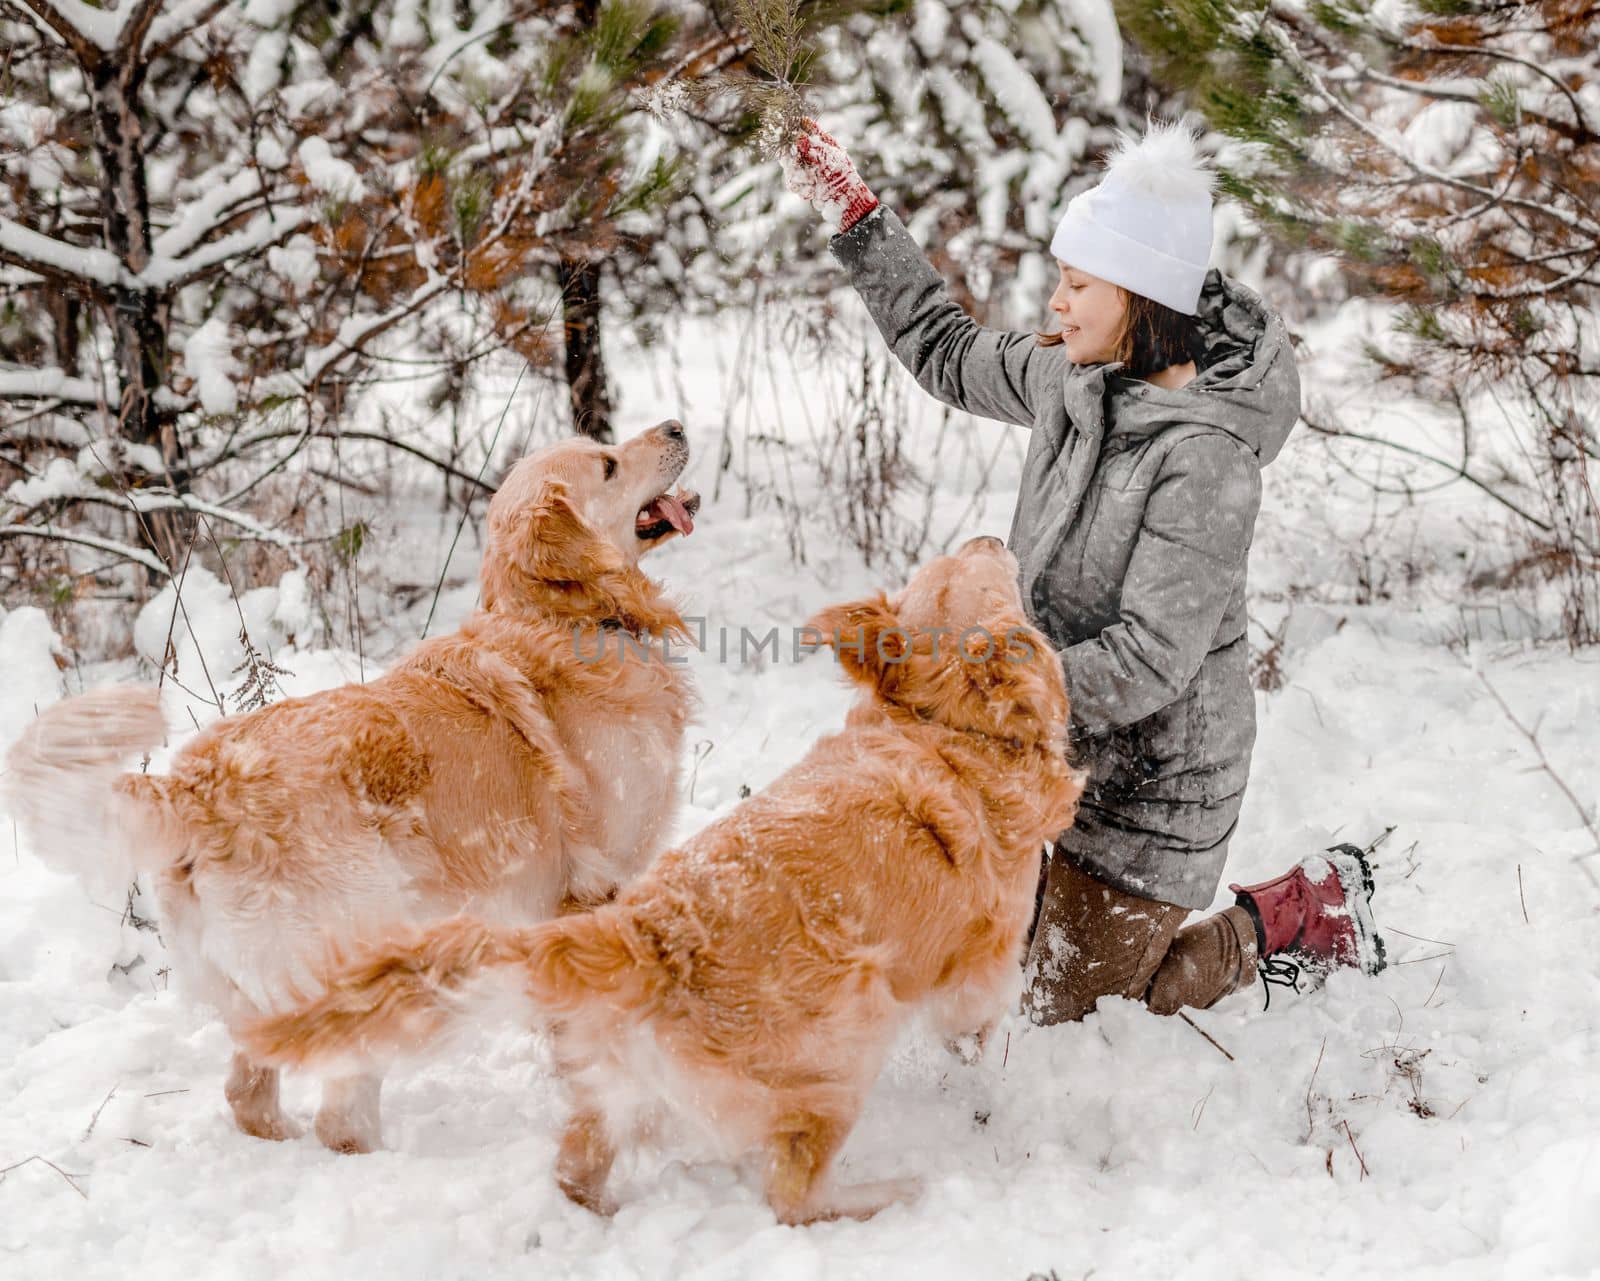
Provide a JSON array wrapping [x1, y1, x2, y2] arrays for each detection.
[[1120, 0, 1599, 640], [0, 0, 724, 587], [646, 0, 1167, 330]]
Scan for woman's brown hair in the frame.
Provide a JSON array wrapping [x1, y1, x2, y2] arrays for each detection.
[[1037, 287, 1205, 379]]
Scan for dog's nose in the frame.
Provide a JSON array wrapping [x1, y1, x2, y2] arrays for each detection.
[[962, 535, 1007, 555], [657, 420, 686, 442]]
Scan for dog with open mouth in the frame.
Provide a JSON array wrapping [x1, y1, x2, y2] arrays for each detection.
[[243, 536, 1084, 1221], [4, 420, 703, 1154]]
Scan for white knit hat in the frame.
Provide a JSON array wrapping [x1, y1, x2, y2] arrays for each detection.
[[1049, 119, 1216, 316]]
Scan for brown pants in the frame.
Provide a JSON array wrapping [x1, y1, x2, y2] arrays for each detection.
[[1021, 852, 1260, 1025]]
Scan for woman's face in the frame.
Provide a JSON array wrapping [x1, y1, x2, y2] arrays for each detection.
[[1048, 260, 1127, 364]]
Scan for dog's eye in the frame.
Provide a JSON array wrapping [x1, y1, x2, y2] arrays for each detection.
[[602, 455, 617, 481]]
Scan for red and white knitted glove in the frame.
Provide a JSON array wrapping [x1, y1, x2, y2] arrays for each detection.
[[780, 118, 879, 233]]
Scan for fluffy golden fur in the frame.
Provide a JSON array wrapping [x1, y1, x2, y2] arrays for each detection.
[[246, 537, 1084, 1220], [4, 423, 702, 1153]]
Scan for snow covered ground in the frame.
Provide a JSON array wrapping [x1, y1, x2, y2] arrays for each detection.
[[2, 311, 1597, 1280]]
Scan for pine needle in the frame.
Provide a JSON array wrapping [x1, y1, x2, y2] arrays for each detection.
[[646, 0, 813, 156], [729, 0, 812, 153]]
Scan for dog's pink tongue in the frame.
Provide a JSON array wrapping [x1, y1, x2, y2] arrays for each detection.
[[641, 493, 694, 535]]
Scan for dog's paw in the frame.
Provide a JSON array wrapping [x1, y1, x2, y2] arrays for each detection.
[[313, 1115, 380, 1155], [236, 1112, 304, 1143], [944, 1026, 991, 1066], [557, 1177, 618, 1217], [804, 1175, 924, 1224]]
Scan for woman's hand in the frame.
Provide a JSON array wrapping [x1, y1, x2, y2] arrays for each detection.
[[780, 119, 880, 233]]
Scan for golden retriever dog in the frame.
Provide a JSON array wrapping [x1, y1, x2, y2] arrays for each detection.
[[3, 421, 702, 1153], [245, 535, 1084, 1221]]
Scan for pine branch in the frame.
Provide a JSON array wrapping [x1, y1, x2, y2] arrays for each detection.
[[651, 0, 813, 155], [734, 0, 812, 151], [1380, 31, 1597, 137], [1341, 59, 1593, 145], [143, 206, 312, 290], [1263, 17, 1600, 242]]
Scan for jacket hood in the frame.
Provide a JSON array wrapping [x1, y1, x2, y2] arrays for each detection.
[[1096, 268, 1302, 466]]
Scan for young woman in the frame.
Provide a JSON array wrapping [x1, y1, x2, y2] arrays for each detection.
[[782, 118, 1385, 1024]]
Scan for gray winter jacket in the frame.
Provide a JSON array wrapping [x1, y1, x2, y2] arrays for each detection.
[[831, 207, 1301, 909]]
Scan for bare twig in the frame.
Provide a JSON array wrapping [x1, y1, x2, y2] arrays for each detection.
[[420, 360, 530, 639], [0, 1154, 87, 1199], [687, 739, 714, 805], [82, 1084, 117, 1141], [151, 521, 225, 713], [1302, 412, 1556, 537], [1517, 863, 1529, 924], [1385, 926, 1456, 948], [210, 426, 500, 504], [1339, 1119, 1369, 1180], [1395, 950, 1455, 965], [1473, 665, 1600, 892], [1177, 1011, 1235, 1063], [1306, 1036, 1326, 1137]]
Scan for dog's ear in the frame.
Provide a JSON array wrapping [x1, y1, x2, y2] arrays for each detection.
[[483, 478, 623, 609], [958, 613, 1071, 744], [881, 607, 1070, 746], [523, 479, 625, 582], [802, 593, 910, 692]]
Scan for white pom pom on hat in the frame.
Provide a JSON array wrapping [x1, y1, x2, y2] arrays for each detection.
[[1049, 118, 1217, 316]]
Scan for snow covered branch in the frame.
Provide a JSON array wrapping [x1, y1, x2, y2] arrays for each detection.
[[13, 0, 118, 60], [143, 206, 311, 290], [150, 165, 290, 262], [300, 278, 455, 389], [145, 0, 228, 60], [25, 489, 308, 557], [0, 369, 112, 404], [0, 215, 124, 290], [12, 0, 178, 60], [116, 0, 169, 58], [0, 521, 170, 576]]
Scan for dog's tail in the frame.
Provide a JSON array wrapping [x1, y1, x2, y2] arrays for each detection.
[[3, 686, 171, 895], [243, 909, 659, 1070]]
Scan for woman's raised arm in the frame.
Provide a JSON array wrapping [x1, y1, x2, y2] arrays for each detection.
[[783, 122, 1062, 429]]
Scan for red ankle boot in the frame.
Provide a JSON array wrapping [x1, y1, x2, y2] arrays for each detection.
[[1230, 844, 1387, 981]]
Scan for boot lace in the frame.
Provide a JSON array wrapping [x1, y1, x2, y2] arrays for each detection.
[[1258, 955, 1302, 1010]]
